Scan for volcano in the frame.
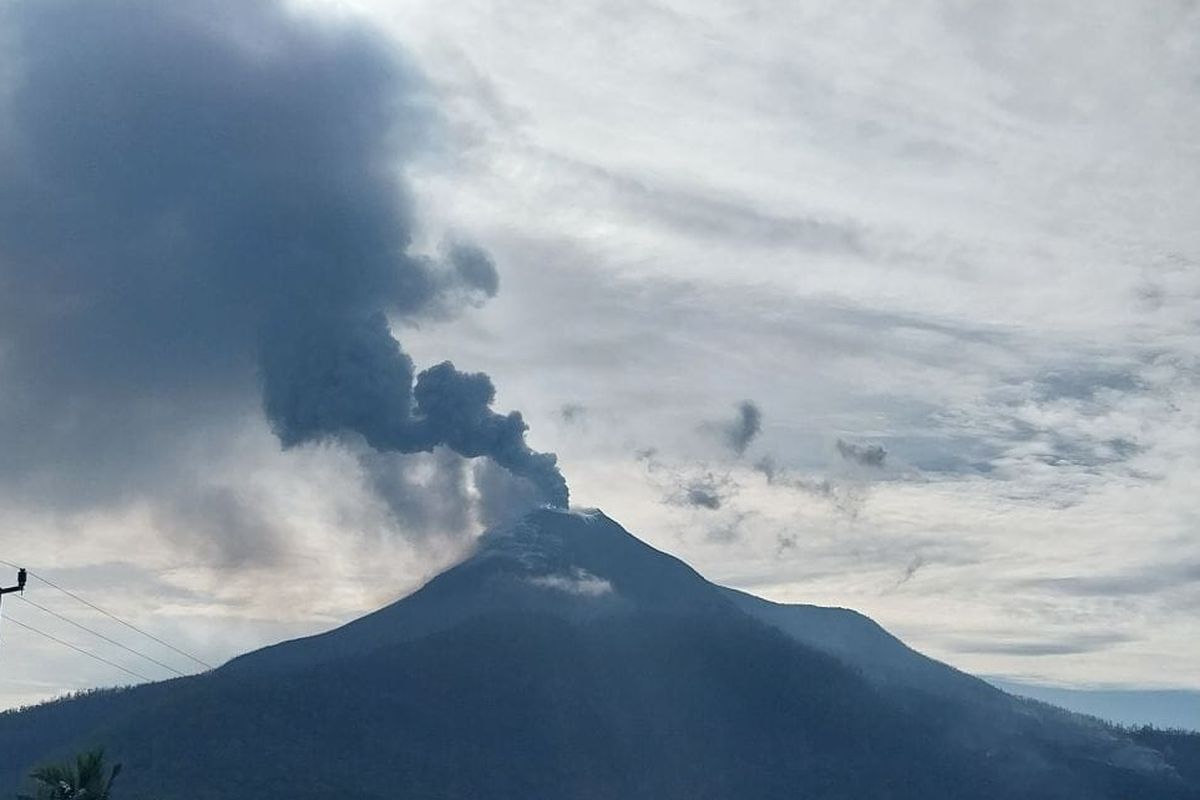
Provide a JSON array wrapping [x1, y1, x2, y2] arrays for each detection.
[[2, 508, 1197, 799]]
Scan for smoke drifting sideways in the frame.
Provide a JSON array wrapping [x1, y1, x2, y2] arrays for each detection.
[[836, 439, 887, 469], [723, 401, 762, 456], [0, 1, 567, 511]]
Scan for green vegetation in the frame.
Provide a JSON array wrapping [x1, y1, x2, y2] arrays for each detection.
[[17, 750, 121, 800]]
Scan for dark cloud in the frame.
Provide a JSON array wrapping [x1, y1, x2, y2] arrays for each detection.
[[889, 555, 926, 591], [1032, 366, 1143, 403], [670, 472, 735, 511], [559, 403, 587, 424], [635, 447, 660, 464], [753, 456, 781, 483], [444, 240, 501, 299], [725, 401, 763, 456], [637, 447, 736, 512], [955, 363, 1157, 478], [982, 412, 1145, 473], [685, 483, 723, 510], [754, 457, 832, 494], [946, 632, 1133, 657], [704, 400, 761, 456], [0, 1, 566, 515], [1016, 562, 1200, 597], [836, 439, 888, 468], [753, 456, 869, 518]]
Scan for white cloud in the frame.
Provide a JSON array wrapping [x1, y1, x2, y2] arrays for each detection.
[[2, 0, 1198, 708], [529, 567, 614, 598]]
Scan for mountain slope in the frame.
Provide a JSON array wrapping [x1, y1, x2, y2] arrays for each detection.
[[722, 586, 999, 702], [1, 508, 1197, 799]]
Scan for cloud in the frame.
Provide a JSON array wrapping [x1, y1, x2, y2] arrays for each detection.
[[157, 486, 287, 569], [836, 439, 888, 468], [722, 401, 763, 456], [888, 554, 926, 591], [776, 533, 798, 556], [639, 402, 763, 514], [1032, 366, 1144, 403], [529, 567, 613, 597], [473, 458, 547, 529], [528, 148, 868, 254], [5, 0, 1200, 709], [672, 469, 745, 513], [559, 403, 587, 424], [1016, 562, 1200, 598], [753, 456, 782, 484], [681, 478, 725, 510], [360, 447, 472, 540], [302, 0, 1200, 694], [638, 448, 737, 512], [753, 456, 870, 519], [946, 632, 1134, 657], [0, 0, 566, 525], [705, 510, 755, 544], [698, 401, 763, 457]]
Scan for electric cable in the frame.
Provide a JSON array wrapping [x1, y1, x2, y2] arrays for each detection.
[[2, 614, 152, 683], [15, 594, 189, 677], [0, 559, 212, 670]]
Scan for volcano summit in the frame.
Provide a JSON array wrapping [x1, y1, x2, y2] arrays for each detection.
[[2, 509, 1197, 799]]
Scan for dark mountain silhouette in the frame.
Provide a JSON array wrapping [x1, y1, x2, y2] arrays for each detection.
[[2, 508, 1197, 799]]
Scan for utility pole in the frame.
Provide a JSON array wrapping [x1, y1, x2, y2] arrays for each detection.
[[0, 568, 26, 598], [0, 568, 27, 647]]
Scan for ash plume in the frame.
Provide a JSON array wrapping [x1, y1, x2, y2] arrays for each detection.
[[889, 555, 926, 591], [720, 401, 763, 456], [683, 480, 724, 510], [0, 0, 567, 511], [836, 439, 887, 468], [669, 471, 736, 511]]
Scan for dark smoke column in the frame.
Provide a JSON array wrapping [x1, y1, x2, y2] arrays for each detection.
[[261, 313, 568, 508], [0, 0, 568, 509], [414, 363, 569, 509]]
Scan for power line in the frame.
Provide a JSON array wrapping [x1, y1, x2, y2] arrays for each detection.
[[2, 614, 152, 683], [0, 560, 213, 670], [15, 594, 189, 678]]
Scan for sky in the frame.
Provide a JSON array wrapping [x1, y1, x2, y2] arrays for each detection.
[[0, 0, 1197, 714]]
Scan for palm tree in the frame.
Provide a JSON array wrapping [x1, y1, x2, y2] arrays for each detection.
[[17, 750, 122, 800]]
